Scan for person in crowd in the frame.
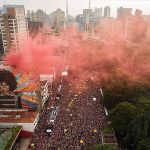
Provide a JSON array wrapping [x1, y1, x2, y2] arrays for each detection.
[[29, 76, 106, 150]]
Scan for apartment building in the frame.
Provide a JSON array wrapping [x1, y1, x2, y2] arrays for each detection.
[[0, 5, 29, 54]]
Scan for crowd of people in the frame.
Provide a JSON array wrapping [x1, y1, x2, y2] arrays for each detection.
[[29, 76, 106, 150], [28, 80, 58, 150]]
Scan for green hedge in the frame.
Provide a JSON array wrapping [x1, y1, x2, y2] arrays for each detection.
[[0, 126, 21, 150], [88, 144, 118, 150], [103, 126, 114, 135]]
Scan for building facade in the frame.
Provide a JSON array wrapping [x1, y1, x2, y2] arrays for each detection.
[[117, 7, 132, 19], [36, 9, 45, 23], [83, 9, 93, 24], [0, 5, 29, 53], [27, 10, 36, 22], [104, 6, 111, 18], [90, 7, 103, 26], [50, 9, 65, 32]]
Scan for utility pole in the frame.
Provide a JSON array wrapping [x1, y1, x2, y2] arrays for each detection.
[[63, 0, 69, 70], [89, 0, 91, 10], [66, 0, 68, 27], [64, 0, 68, 31], [3, 0, 7, 5]]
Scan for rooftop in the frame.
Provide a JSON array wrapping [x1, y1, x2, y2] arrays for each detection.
[[3, 5, 24, 9], [0, 126, 22, 150], [0, 111, 38, 123]]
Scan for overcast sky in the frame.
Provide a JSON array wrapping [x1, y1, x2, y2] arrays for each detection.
[[0, 0, 150, 17]]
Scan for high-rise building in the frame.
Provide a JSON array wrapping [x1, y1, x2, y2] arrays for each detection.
[[27, 10, 36, 22], [104, 6, 111, 18], [0, 9, 4, 57], [0, 5, 29, 53], [93, 7, 102, 18], [90, 7, 102, 25], [82, 0, 94, 38], [50, 9, 65, 32], [76, 14, 83, 25], [83, 9, 93, 24], [27, 9, 50, 26], [84, 23, 94, 37], [135, 9, 142, 16], [0, 32, 4, 57], [117, 7, 132, 19], [36, 9, 45, 23], [67, 15, 75, 24], [83, 8, 93, 38]]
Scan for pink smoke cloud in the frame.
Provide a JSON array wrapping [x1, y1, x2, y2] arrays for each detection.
[[4, 15, 150, 85]]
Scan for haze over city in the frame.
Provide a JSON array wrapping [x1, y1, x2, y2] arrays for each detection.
[[0, 0, 150, 17], [0, 0, 150, 150]]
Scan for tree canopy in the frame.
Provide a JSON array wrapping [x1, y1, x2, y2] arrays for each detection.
[[88, 144, 118, 150], [109, 102, 137, 136], [137, 139, 150, 150]]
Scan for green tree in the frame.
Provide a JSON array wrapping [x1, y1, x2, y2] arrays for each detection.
[[136, 97, 150, 112], [109, 102, 137, 137], [103, 76, 150, 109], [141, 121, 149, 139], [124, 112, 150, 149], [103, 77, 129, 108], [137, 139, 150, 150], [88, 144, 118, 150]]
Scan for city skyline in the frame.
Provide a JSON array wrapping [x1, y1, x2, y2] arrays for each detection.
[[0, 0, 150, 17], [0, 1, 150, 150]]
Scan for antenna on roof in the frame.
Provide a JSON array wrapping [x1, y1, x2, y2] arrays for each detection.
[[3, 0, 7, 5], [66, 0, 68, 26], [89, 0, 91, 10]]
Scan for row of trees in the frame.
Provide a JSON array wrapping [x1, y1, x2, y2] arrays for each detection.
[[88, 144, 118, 150], [102, 74, 150, 150], [109, 99, 150, 150], [102, 74, 150, 109]]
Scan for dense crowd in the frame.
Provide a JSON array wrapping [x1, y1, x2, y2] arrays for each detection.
[[29, 76, 106, 150], [28, 80, 58, 150]]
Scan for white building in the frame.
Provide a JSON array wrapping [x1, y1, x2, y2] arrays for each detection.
[[50, 9, 65, 32], [27, 10, 36, 22], [94, 7, 102, 18], [36, 9, 45, 23], [117, 7, 132, 19], [104, 6, 111, 18], [90, 7, 102, 26], [0, 5, 29, 53], [83, 9, 93, 24]]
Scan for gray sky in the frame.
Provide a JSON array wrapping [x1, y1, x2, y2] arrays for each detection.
[[0, 0, 150, 17]]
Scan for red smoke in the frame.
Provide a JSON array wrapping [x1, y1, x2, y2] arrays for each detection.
[[69, 36, 150, 82], [5, 34, 65, 76], [4, 17, 150, 84]]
